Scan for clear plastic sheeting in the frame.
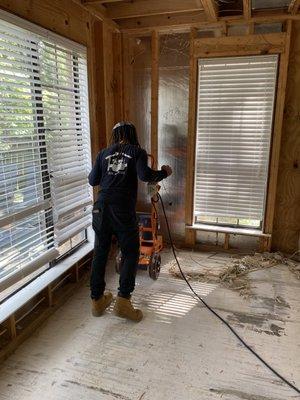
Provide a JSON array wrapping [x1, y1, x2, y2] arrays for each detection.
[[128, 36, 152, 212], [252, 0, 290, 9], [158, 33, 190, 241], [254, 23, 283, 34]]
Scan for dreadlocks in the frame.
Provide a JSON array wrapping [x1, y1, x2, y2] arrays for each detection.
[[111, 122, 140, 147]]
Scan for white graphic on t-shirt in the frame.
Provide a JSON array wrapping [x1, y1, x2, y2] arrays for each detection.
[[105, 152, 132, 174]]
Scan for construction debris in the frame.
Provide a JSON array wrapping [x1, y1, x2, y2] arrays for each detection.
[[169, 252, 300, 297]]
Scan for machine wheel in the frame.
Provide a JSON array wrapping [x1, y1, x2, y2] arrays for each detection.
[[149, 254, 161, 280], [115, 250, 123, 274]]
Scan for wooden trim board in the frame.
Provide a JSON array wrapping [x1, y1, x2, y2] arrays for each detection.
[[193, 32, 287, 58], [264, 21, 292, 249]]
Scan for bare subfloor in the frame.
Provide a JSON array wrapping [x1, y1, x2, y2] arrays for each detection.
[[0, 249, 299, 400]]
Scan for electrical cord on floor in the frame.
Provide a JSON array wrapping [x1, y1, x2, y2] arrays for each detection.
[[157, 193, 300, 395]]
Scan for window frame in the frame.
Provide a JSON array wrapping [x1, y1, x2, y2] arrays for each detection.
[[0, 10, 92, 294], [185, 28, 292, 248]]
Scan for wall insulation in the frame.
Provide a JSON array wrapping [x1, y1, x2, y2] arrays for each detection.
[[158, 33, 190, 241]]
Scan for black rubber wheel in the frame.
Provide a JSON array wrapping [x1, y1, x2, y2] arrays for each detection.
[[149, 253, 161, 280], [115, 250, 123, 274]]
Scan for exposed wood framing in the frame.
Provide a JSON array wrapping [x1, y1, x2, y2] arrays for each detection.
[[0, 0, 90, 46], [103, 23, 116, 142], [107, 0, 203, 19], [243, 0, 252, 20], [151, 31, 159, 168], [72, 0, 119, 30], [0, 254, 92, 363], [289, 0, 300, 14], [264, 20, 292, 250], [119, 12, 300, 34], [87, 17, 107, 164], [224, 233, 230, 250], [112, 32, 124, 122], [201, 0, 218, 21], [118, 11, 207, 34], [185, 28, 198, 247], [121, 34, 132, 120], [193, 32, 287, 57], [185, 30, 291, 249]]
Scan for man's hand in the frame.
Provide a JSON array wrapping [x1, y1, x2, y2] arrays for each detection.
[[161, 165, 173, 177]]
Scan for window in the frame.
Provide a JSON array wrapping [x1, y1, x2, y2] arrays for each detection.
[[0, 15, 92, 291], [194, 55, 278, 229]]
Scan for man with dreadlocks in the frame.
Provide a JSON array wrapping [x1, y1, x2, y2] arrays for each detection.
[[88, 122, 172, 322]]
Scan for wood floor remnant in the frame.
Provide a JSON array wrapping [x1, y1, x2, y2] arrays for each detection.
[[168, 251, 300, 297]]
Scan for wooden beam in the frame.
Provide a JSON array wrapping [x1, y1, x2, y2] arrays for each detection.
[[87, 17, 108, 164], [264, 21, 292, 241], [193, 32, 287, 57], [107, 0, 203, 19], [185, 28, 198, 238], [243, 0, 252, 20], [119, 11, 300, 33], [112, 32, 124, 122], [151, 31, 159, 169], [201, 0, 218, 21], [72, 0, 119, 30], [289, 0, 300, 14], [118, 11, 207, 33], [121, 34, 132, 120]]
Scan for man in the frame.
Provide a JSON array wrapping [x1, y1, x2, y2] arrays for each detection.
[[88, 122, 172, 322]]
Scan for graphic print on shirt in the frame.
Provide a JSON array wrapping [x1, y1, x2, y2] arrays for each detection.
[[106, 152, 132, 175]]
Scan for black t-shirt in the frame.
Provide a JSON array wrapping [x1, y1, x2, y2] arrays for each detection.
[[88, 144, 167, 209]]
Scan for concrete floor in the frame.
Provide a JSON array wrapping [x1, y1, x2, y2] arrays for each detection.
[[0, 249, 299, 400]]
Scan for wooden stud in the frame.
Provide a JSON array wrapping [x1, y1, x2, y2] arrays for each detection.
[[224, 233, 230, 250], [112, 32, 124, 122], [46, 285, 54, 307], [151, 30, 159, 168], [8, 315, 17, 339], [289, 0, 300, 14], [264, 21, 292, 242], [103, 23, 116, 143], [121, 34, 132, 121], [87, 17, 107, 165], [185, 28, 198, 237], [201, 0, 218, 21], [107, 0, 203, 20], [243, 0, 252, 20], [185, 229, 197, 247]]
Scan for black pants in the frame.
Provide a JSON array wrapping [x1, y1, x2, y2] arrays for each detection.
[[90, 200, 140, 300]]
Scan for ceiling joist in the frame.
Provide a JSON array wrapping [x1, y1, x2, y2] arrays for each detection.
[[289, 0, 300, 14], [201, 0, 218, 21], [72, 0, 119, 30], [106, 0, 203, 20]]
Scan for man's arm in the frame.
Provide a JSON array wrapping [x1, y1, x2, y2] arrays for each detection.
[[136, 149, 170, 182], [88, 152, 102, 186]]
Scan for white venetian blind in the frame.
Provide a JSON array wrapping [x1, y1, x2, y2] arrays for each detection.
[[0, 14, 92, 290], [194, 55, 278, 227], [39, 41, 92, 245]]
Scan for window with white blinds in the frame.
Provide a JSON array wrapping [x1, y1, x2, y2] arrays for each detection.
[[0, 15, 92, 291], [194, 55, 278, 229]]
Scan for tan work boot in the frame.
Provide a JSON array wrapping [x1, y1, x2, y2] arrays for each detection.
[[92, 292, 113, 317], [113, 295, 143, 322]]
